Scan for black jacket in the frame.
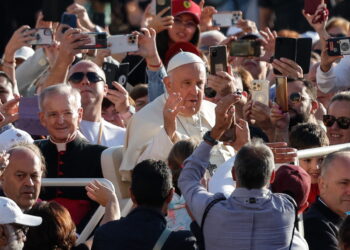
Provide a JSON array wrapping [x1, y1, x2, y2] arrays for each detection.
[[304, 198, 344, 250], [92, 207, 197, 250]]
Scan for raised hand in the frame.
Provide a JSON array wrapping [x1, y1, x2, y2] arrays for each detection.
[[163, 92, 184, 143], [272, 58, 303, 79]]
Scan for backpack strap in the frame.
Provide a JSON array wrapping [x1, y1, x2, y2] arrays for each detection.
[[284, 195, 298, 250], [152, 227, 172, 250]]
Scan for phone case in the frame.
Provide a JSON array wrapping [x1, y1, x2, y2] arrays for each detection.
[[28, 28, 53, 45], [115, 63, 130, 87], [212, 11, 242, 27], [156, 0, 171, 16], [209, 45, 228, 75], [61, 13, 77, 28], [251, 80, 270, 106], [107, 34, 138, 54], [327, 37, 350, 56], [229, 40, 261, 57], [304, 0, 323, 15], [296, 38, 312, 74], [274, 37, 297, 75], [275, 77, 288, 113], [103, 62, 118, 88], [79, 32, 107, 49]]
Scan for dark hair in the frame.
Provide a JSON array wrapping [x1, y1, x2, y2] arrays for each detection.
[[131, 160, 173, 207], [130, 84, 148, 101], [24, 201, 77, 250], [0, 71, 14, 91], [156, 25, 200, 65], [289, 123, 329, 150], [167, 139, 197, 195], [234, 139, 274, 189], [339, 216, 350, 249], [287, 78, 316, 100]]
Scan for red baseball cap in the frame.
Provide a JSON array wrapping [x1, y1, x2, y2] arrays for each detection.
[[271, 164, 311, 213], [171, 0, 201, 24]]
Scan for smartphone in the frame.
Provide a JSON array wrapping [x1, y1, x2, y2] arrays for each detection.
[[16, 96, 48, 136], [61, 13, 77, 33], [229, 40, 261, 57], [251, 80, 270, 106], [209, 45, 228, 75], [102, 62, 130, 89], [156, 0, 171, 16], [78, 32, 108, 49], [327, 37, 350, 56], [274, 37, 297, 75], [42, 0, 74, 22], [296, 38, 312, 74], [107, 34, 138, 54], [92, 12, 106, 27], [212, 11, 242, 27], [27, 28, 53, 45], [304, 0, 323, 15], [275, 76, 288, 113]]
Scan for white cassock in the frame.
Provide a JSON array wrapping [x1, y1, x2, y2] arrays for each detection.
[[120, 94, 235, 181]]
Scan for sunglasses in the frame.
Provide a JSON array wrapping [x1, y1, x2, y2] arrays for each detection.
[[68, 72, 104, 84], [289, 92, 309, 103], [323, 115, 350, 129]]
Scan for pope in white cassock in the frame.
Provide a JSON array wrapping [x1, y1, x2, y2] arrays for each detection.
[[120, 51, 235, 181]]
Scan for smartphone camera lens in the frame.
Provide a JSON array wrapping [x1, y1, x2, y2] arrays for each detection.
[[211, 50, 217, 57]]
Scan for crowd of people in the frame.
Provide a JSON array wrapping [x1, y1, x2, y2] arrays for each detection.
[[1, 0, 350, 249]]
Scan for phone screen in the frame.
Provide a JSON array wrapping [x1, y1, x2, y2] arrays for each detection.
[[275, 77, 288, 113]]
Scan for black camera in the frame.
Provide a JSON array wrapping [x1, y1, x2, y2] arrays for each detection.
[[78, 32, 108, 49], [327, 37, 350, 56]]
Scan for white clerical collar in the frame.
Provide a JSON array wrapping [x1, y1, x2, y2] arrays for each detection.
[[49, 132, 77, 152]]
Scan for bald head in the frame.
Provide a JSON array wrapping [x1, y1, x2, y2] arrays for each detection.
[[68, 60, 106, 82]]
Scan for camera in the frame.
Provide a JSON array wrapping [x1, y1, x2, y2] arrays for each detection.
[[27, 28, 53, 45], [78, 32, 108, 49], [229, 40, 261, 57], [327, 37, 350, 56], [107, 34, 138, 54]]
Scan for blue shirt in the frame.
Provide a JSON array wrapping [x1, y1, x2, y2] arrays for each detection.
[[178, 141, 296, 250], [147, 67, 166, 102]]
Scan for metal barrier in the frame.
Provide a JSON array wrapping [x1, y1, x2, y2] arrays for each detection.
[[41, 178, 114, 245], [297, 143, 350, 159]]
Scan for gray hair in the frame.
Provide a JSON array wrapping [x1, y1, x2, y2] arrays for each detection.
[[234, 139, 275, 189], [38, 84, 81, 112], [320, 149, 350, 177]]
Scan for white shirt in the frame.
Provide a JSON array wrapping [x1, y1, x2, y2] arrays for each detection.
[[316, 55, 350, 93], [79, 119, 125, 147]]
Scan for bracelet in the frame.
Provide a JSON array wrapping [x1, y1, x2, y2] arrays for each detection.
[[147, 62, 162, 68]]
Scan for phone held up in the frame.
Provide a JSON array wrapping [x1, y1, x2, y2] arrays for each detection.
[[229, 40, 261, 57], [209, 45, 228, 75], [275, 76, 288, 113], [27, 28, 53, 46], [107, 34, 138, 54], [251, 80, 269, 106], [212, 11, 242, 27], [327, 37, 350, 56], [78, 32, 108, 49], [102, 62, 130, 89]]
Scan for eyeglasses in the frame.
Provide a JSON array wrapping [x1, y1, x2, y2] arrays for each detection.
[[68, 72, 104, 84], [323, 115, 350, 129], [289, 92, 310, 103], [174, 17, 197, 29], [10, 223, 29, 236]]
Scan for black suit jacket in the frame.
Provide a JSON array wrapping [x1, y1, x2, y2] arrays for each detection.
[[92, 207, 197, 250], [304, 198, 344, 250], [35, 136, 106, 200]]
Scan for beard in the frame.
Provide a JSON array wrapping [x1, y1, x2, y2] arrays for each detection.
[[2, 225, 24, 250], [289, 108, 310, 130]]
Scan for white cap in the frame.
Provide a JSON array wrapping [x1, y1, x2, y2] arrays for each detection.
[[0, 127, 34, 152], [0, 197, 42, 226], [14, 46, 35, 60], [167, 51, 205, 73]]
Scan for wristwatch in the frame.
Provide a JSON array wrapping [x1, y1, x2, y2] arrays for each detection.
[[203, 131, 218, 146]]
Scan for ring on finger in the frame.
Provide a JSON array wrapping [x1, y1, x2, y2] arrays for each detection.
[[167, 108, 175, 113]]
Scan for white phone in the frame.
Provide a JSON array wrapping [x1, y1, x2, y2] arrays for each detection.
[[212, 11, 242, 27], [107, 34, 138, 54], [251, 80, 270, 106], [27, 28, 53, 45]]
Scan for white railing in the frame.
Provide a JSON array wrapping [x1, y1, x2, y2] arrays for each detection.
[[297, 143, 350, 159], [41, 178, 114, 245]]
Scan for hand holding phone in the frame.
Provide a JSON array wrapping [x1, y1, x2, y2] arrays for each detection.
[[107, 34, 138, 54], [209, 45, 228, 75], [212, 11, 242, 27], [61, 13, 77, 33], [229, 40, 261, 57], [27, 28, 53, 45], [251, 80, 270, 106]]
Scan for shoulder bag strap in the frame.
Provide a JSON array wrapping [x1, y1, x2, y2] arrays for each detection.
[[284, 195, 298, 250], [152, 227, 172, 250]]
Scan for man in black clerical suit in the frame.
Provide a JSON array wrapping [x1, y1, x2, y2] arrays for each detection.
[[304, 150, 350, 250], [35, 84, 106, 231]]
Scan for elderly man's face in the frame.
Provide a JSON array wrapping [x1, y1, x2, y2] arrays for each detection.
[[67, 62, 107, 108], [39, 93, 82, 143], [326, 100, 350, 145], [0, 148, 42, 211], [164, 63, 206, 117], [319, 154, 350, 217]]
